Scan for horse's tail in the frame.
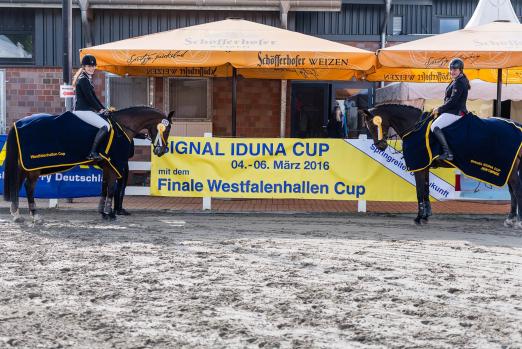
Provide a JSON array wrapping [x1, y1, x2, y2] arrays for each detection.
[[3, 127, 20, 202]]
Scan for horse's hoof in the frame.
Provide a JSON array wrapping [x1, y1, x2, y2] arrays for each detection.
[[504, 218, 515, 228], [421, 217, 429, 224], [414, 217, 422, 225], [514, 221, 522, 229], [32, 214, 43, 225], [13, 215, 24, 223], [102, 212, 116, 220]]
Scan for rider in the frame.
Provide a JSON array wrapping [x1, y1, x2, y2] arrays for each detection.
[[430, 58, 471, 161], [73, 54, 111, 161]]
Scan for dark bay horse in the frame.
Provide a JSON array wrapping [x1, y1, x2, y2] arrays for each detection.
[[3, 106, 172, 223], [359, 104, 522, 226]]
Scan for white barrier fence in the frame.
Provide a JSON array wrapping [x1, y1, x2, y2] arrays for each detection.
[[126, 138, 152, 196]]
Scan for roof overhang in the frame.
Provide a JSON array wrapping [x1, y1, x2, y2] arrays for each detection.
[[0, 0, 342, 11]]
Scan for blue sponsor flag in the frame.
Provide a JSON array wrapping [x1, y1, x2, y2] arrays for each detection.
[[0, 135, 102, 198]]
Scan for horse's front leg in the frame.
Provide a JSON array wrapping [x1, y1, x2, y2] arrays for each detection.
[[25, 173, 42, 224], [414, 171, 428, 225], [103, 172, 117, 220], [423, 171, 432, 218], [98, 173, 108, 218]]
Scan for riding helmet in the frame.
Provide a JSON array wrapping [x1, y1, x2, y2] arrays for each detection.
[[449, 58, 464, 70], [81, 54, 97, 66]]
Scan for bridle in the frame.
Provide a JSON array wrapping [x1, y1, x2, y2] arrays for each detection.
[[110, 114, 172, 155], [364, 108, 433, 152], [151, 118, 171, 156]]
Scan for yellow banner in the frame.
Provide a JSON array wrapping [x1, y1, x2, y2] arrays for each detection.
[[151, 137, 455, 201]]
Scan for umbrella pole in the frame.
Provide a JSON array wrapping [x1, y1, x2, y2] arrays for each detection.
[[496, 69, 502, 117], [232, 67, 237, 137]]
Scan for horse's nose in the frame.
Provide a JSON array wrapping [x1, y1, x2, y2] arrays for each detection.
[[376, 141, 388, 151]]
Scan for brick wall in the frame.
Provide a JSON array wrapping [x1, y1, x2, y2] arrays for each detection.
[[5, 68, 63, 128], [212, 77, 291, 138], [5, 67, 108, 130]]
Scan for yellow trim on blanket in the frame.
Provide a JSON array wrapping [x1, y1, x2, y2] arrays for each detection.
[[13, 121, 121, 179], [114, 121, 132, 143], [445, 141, 522, 188], [409, 119, 438, 173], [104, 120, 115, 154], [408, 116, 522, 187], [99, 153, 122, 178]]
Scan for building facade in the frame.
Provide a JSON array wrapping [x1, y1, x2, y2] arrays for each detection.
[[1, 0, 521, 182]]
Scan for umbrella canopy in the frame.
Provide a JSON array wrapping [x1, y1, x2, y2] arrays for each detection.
[[366, 21, 522, 83], [80, 18, 376, 80]]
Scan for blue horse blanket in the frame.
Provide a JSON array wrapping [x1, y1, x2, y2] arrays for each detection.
[[402, 113, 522, 187], [14, 111, 131, 178]]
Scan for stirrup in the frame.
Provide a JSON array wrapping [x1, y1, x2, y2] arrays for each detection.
[[87, 151, 102, 161], [438, 152, 453, 161]]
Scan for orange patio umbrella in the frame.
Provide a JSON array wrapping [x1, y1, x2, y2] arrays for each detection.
[[366, 21, 522, 115], [80, 19, 377, 135], [80, 18, 376, 80]]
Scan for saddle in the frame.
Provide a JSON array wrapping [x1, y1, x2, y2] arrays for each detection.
[[14, 111, 131, 178], [402, 113, 522, 187]]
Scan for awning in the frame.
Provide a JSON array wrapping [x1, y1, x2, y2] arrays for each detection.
[[80, 18, 376, 81], [366, 21, 522, 83]]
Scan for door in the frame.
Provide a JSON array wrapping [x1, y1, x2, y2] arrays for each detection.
[[291, 83, 329, 138]]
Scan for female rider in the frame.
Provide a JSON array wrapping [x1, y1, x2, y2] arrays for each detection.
[[73, 54, 111, 161], [431, 58, 471, 161]]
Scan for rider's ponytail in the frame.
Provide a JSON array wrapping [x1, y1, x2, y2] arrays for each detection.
[[72, 68, 84, 89]]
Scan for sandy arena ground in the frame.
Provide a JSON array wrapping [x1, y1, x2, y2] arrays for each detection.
[[0, 209, 521, 349]]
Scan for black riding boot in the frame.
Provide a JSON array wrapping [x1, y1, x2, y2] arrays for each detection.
[[87, 126, 109, 161], [432, 126, 454, 161]]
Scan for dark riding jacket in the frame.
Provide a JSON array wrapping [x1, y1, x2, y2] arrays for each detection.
[[74, 72, 105, 112], [438, 73, 470, 116]]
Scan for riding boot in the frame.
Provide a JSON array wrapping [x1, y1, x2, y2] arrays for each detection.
[[432, 127, 454, 161], [87, 126, 109, 161]]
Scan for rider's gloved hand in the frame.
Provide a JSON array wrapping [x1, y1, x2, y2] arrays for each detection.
[[135, 132, 148, 139]]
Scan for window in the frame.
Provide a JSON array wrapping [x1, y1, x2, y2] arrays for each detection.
[[168, 78, 210, 120], [439, 18, 461, 34], [0, 32, 34, 64], [0, 8, 34, 65], [392, 16, 403, 35], [0, 69, 5, 133], [106, 75, 149, 109]]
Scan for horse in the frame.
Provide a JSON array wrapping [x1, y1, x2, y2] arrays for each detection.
[[3, 106, 173, 223], [359, 104, 522, 226]]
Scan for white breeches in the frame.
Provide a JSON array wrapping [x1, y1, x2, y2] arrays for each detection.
[[431, 113, 460, 131], [74, 111, 111, 129]]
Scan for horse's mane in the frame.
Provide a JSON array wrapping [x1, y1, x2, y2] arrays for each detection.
[[374, 103, 423, 115], [112, 105, 165, 118]]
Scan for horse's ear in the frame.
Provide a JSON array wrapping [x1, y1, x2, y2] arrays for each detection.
[[167, 110, 175, 121], [358, 108, 372, 119]]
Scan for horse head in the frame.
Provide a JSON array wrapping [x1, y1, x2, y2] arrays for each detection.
[[360, 104, 424, 151], [148, 110, 174, 157], [111, 106, 173, 157], [359, 108, 390, 151]]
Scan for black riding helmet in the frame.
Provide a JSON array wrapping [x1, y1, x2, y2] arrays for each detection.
[[449, 58, 464, 70], [81, 54, 97, 66]]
